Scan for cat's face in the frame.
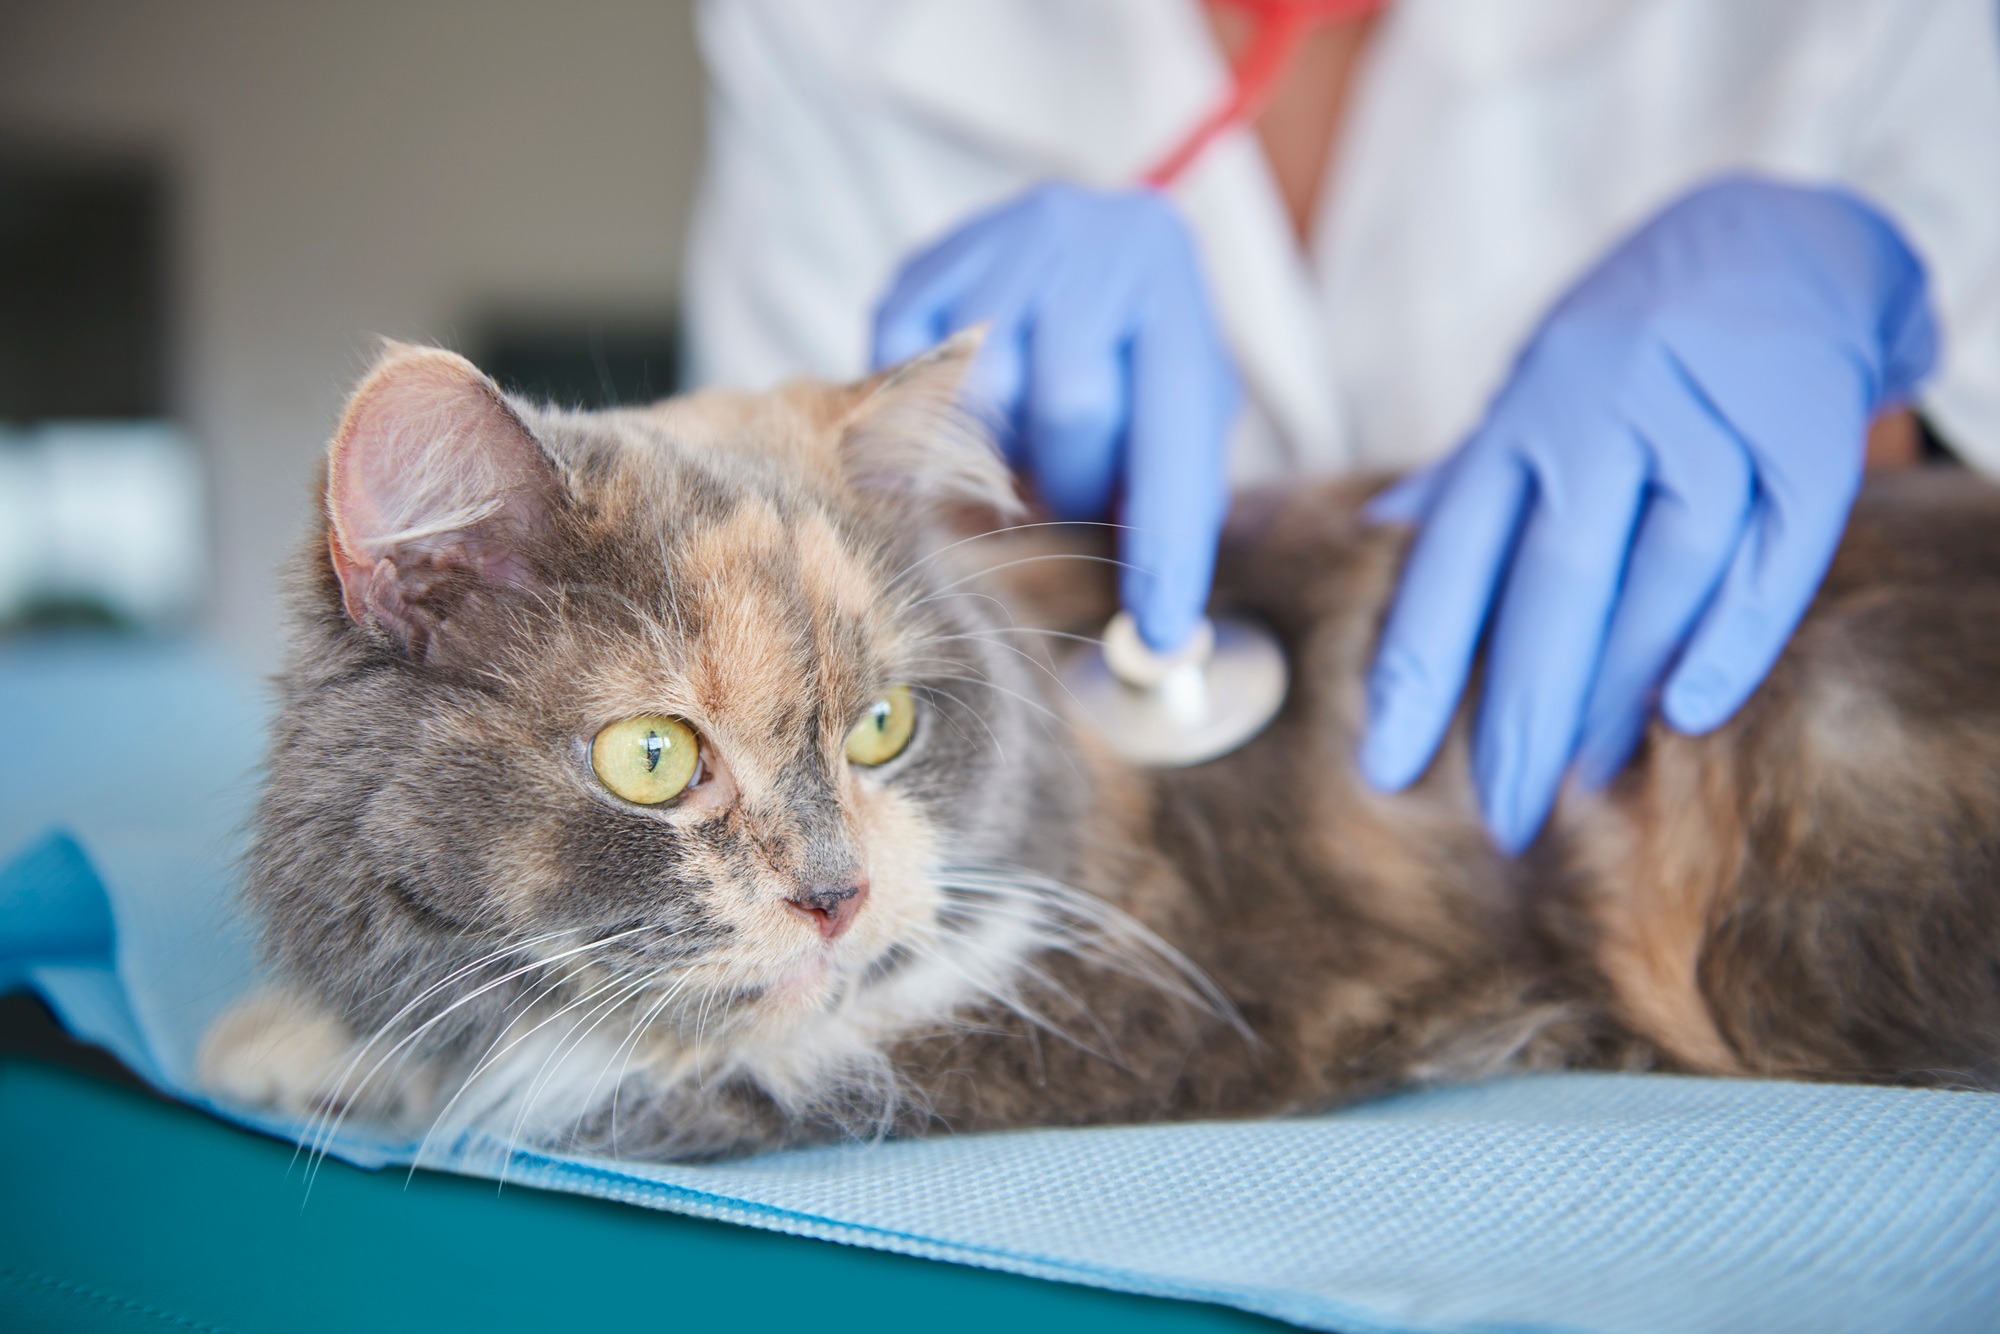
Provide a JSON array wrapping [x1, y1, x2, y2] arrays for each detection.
[[260, 340, 1075, 1066]]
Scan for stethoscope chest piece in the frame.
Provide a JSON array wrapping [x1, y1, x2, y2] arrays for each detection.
[[1056, 611, 1288, 767]]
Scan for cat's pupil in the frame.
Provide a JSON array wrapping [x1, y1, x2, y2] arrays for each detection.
[[871, 702, 890, 733], [643, 731, 663, 772]]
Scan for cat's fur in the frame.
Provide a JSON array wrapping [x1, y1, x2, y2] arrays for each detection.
[[200, 340, 2000, 1161]]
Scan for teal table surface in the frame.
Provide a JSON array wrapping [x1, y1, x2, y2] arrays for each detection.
[[0, 1056, 1280, 1333]]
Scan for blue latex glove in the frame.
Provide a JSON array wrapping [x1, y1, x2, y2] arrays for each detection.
[[872, 182, 1240, 653], [1362, 177, 1937, 853]]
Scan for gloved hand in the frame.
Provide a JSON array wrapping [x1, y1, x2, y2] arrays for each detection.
[[872, 182, 1240, 654], [1361, 176, 1938, 853]]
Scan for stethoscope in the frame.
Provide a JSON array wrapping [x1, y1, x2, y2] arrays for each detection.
[[1058, 0, 1387, 767]]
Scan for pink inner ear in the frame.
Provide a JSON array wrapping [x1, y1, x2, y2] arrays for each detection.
[[327, 346, 557, 625]]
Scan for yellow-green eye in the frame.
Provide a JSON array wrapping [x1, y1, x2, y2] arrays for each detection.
[[845, 685, 915, 767], [591, 715, 700, 805]]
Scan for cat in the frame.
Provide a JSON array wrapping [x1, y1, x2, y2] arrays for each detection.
[[198, 336, 2000, 1162]]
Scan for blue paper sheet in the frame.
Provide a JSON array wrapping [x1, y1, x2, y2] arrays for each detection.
[[4, 633, 1998, 1334]]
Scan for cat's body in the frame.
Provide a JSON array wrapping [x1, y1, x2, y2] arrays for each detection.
[[201, 342, 2000, 1161]]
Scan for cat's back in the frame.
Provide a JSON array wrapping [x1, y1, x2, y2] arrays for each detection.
[[923, 466, 2000, 1123], [1206, 465, 2000, 839], [1541, 466, 2000, 1085], [1190, 467, 2000, 1092], [1812, 466, 2000, 717], [1140, 484, 1556, 1106]]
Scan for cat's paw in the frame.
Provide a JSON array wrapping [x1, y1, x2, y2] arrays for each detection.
[[197, 988, 434, 1126]]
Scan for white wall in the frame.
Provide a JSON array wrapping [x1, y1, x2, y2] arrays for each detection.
[[0, 0, 705, 662]]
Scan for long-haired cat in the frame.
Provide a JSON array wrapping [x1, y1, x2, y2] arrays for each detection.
[[199, 338, 2000, 1161]]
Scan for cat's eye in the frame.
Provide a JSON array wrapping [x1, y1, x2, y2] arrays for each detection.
[[845, 685, 915, 767], [591, 715, 701, 805]]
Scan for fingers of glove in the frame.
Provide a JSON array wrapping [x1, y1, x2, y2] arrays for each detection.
[[942, 232, 1093, 438], [1789, 184, 1939, 403], [1571, 471, 1754, 785], [1022, 289, 1129, 523], [1659, 340, 1868, 734], [1659, 464, 1858, 735], [1473, 442, 1650, 853], [1359, 442, 1532, 793], [1659, 486, 1844, 736], [870, 229, 1041, 466], [1876, 249, 1940, 404], [1572, 372, 1756, 788], [874, 183, 1115, 383], [1363, 463, 1446, 525], [871, 220, 1009, 368], [1118, 287, 1237, 653]]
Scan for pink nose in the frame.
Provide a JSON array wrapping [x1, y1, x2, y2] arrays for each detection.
[[786, 881, 869, 941]]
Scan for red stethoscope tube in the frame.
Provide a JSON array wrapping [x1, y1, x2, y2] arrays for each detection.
[[1143, 0, 1390, 188]]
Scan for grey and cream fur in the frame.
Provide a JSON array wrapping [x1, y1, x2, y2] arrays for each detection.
[[200, 339, 2000, 1161]]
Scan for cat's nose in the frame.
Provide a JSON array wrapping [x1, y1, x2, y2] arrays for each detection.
[[785, 880, 870, 941]]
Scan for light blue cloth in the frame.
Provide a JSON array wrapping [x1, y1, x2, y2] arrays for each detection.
[[4, 633, 1998, 1334]]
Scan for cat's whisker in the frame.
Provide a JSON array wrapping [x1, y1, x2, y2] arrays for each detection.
[[546, 972, 694, 1157], [909, 551, 1148, 608], [894, 589, 1026, 669], [905, 931, 1137, 1068], [690, 976, 730, 1089], [316, 938, 610, 1139], [451, 971, 648, 1187], [405, 956, 640, 1176], [285, 925, 585, 1177], [906, 665, 1070, 731], [904, 666, 1084, 781], [940, 869, 1249, 1040], [946, 625, 1104, 649], [338, 923, 542, 1011], [435, 959, 709, 1171], [902, 660, 1086, 785], [601, 970, 706, 1154], [913, 630, 1100, 778], [899, 587, 1017, 623], [895, 930, 1123, 1064], [907, 629, 1063, 678], [906, 682, 1006, 764], [497, 972, 661, 1178], [907, 631, 1093, 715], [883, 519, 1129, 594], [299, 934, 587, 1182], [903, 887, 1110, 1038], [304, 927, 651, 1190], [326, 925, 584, 1061]]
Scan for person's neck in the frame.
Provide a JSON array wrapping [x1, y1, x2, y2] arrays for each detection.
[[1205, 4, 1381, 247]]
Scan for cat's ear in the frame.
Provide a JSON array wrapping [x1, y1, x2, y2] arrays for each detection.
[[325, 343, 563, 658], [837, 330, 1023, 518]]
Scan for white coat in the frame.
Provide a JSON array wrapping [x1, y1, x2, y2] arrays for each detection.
[[684, 0, 2000, 481]]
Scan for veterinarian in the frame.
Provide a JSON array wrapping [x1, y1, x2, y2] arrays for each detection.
[[682, 0, 2000, 852]]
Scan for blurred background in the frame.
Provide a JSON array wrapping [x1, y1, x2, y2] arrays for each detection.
[[0, 0, 706, 665]]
